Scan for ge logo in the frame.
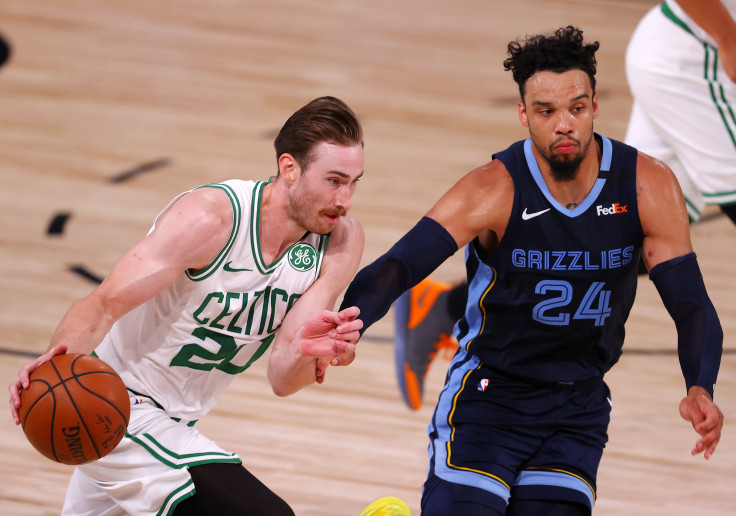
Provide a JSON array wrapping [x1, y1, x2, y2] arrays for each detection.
[[288, 244, 316, 272]]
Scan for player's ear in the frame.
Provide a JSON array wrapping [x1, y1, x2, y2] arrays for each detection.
[[517, 99, 529, 127], [277, 153, 300, 183], [592, 91, 599, 120]]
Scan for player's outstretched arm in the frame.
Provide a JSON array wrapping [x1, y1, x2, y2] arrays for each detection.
[[8, 187, 233, 424], [638, 152, 724, 458]]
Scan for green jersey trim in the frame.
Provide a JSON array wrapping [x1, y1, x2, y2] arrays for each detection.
[[661, 2, 736, 150], [249, 182, 327, 276], [186, 183, 242, 282], [126, 431, 241, 469], [250, 181, 277, 274], [158, 479, 195, 516], [315, 233, 329, 277], [661, 2, 695, 37]]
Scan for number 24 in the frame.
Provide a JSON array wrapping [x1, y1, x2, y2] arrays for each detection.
[[533, 280, 611, 326]]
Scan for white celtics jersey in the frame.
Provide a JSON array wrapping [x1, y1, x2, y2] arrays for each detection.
[[665, 0, 736, 48], [96, 180, 329, 421]]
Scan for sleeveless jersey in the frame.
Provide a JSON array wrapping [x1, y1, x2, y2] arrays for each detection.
[[96, 179, 329, 420], [456, 135, 643, 383], [664, 0, 736, 49]]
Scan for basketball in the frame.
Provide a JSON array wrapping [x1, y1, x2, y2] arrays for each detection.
[[18, 353, 130, 465]]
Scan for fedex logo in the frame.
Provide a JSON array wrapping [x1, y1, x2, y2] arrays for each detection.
[[596, 203, 628, 216]]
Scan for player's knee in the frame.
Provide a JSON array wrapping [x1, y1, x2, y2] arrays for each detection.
[[421, 475, 504, 516], [176, 462, 295, 516], [506, 498, 590, 516]]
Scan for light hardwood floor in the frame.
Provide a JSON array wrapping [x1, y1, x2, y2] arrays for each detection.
[[1, 0, 734, 514]]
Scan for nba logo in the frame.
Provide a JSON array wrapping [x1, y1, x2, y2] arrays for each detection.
[[477, 378, 490, 392]]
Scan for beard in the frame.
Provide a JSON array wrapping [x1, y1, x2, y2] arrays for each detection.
[[547, 154, 584, 182], [539, 135, 592, 182], [288, 180, 346, 235]]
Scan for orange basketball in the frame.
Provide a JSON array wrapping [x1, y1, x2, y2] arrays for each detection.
[[18, 353, 130, 465]]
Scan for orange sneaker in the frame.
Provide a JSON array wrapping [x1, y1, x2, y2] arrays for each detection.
[[393, 278, 459, 410]]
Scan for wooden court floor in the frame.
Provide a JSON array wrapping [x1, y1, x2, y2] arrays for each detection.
[[0, 0, 734, 514]]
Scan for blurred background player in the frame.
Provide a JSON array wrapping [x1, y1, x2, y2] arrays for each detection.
[[396, 0, 736, 411], [625, 0, 736, 224]]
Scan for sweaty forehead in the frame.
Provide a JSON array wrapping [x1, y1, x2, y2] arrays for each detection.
[[307, 141, 364, 173], [525, 70, 591, 102]]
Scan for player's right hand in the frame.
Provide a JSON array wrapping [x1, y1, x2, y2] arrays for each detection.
[[8, 343, 68, 424]]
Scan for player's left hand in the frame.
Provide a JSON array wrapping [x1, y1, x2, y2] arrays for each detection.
[[314, 349, 357, 384], [298, 307, 362, 381], [679, 385, 724, 459]]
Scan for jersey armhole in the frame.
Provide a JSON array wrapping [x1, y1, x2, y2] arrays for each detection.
[[186, 183, 242, 281]]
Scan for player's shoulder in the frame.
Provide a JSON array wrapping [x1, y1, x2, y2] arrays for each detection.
[[184, 186, 235, 223], [634, 150, 680, 191], [464, 158, 513, 187], [458, 158, 515, 206], [154, 185, 236, 244], [634, 150, 687, 216]]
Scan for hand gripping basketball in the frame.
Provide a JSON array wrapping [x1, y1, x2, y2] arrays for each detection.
[[18, 353, 130, 465]]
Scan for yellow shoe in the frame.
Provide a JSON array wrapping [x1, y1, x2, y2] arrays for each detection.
[[359, 496, 411, 516]]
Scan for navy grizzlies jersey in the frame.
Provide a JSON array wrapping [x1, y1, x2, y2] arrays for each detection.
[[457, 134, 643, 383]]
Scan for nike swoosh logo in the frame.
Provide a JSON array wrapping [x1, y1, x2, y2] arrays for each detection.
[[521, 207, 551, 220], [223, 261, 253, 272]]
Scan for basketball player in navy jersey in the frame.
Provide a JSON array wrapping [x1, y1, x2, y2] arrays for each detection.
[[395, 0, 736, 415], [340, 27, 724, 515]]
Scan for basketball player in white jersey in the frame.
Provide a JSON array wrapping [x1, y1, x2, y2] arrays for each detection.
[[9, 96, 366, 515], [625, 0, 736, 223]]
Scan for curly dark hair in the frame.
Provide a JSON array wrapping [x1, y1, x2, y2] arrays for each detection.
[[503, 26, 599, 100]]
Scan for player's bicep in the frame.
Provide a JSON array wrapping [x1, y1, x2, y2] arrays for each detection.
[[296, 216, 365, 319], [637, 153, 693, 271], [426, 161, 513, 248], [273, 218, 364, 350], [94, 189, 234, 319], [318, 214, 365, 293]]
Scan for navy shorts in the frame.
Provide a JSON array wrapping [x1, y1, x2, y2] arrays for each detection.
[[423, 350, 611, 513]]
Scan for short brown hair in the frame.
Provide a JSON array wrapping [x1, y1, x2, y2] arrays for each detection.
[[274, 96, 364, 172]]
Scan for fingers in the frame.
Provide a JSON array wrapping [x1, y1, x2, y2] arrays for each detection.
[[319, 308, 363, 332], [329, 336, 357, 355], [330, 350, 356, 367], [694, 402, 722, 433], [315, 357, 331, 381], [8, 378, 23, 424], [693, 404, 724, 459], [681, 391, 724, 459], [334, 318, 363, 338], [337, 305, 360, 321], [692, 425, 721, 459], [8, 344, 68, 425]]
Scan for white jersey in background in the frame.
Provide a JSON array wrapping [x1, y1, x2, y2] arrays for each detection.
[[625, 0, 736, 221]]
